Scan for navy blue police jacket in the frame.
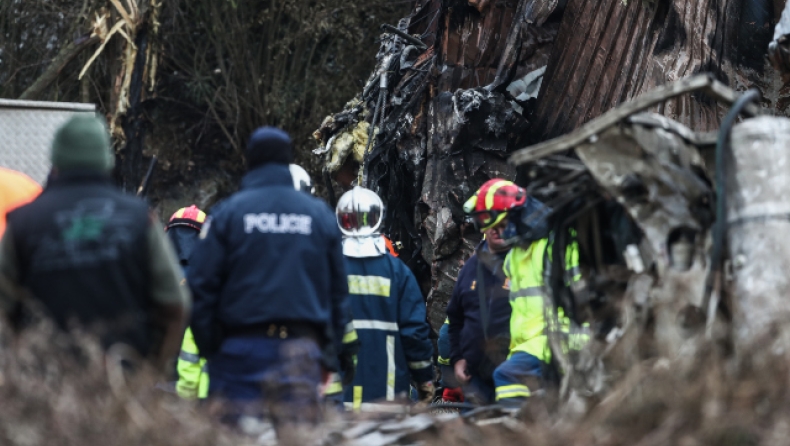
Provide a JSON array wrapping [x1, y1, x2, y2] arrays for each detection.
[[187, 163, 349, 368], [446, 242, 511, 377], [342, 252, 433, 404]]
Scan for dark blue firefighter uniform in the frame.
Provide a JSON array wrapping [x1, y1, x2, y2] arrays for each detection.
[[446, 242, 511, 403], [342, 254, 433, 410], [187, 163, 350, 418]]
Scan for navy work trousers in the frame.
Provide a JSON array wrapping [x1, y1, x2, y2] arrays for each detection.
[[208, 336, 323, 425]]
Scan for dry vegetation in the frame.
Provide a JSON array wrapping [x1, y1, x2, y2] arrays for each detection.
[[0, 317, 250, 445], [1, 313, 788, 445], [0, 0, 408, 207]]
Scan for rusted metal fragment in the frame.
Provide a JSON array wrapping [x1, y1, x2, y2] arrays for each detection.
[[511, 74, 756, 166], [770, 1, 790, 76], [532, 0, 776, 141]]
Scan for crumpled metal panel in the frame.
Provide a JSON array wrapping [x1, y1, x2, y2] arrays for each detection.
[[0, 99, 96, 184], [770, 1, 790, 74]]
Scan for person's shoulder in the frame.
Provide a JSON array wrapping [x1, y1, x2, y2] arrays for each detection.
[[107, 189, 150, 214], [386, 254, 417, 278], [298, 195, 338, 232], [207, 196, 232, 215], [458, 252, 479, 274]]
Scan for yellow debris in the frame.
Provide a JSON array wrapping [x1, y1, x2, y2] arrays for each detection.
[[324, 121, 377, 173]]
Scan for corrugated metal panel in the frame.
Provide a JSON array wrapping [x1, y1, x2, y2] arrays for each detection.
[[532, 0, 754, 140], [0, 99, 96, 185]]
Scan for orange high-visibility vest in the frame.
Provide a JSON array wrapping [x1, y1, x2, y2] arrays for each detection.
[[0, 168, 42, 236]]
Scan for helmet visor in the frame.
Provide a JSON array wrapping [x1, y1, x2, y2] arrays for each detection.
[[468, 209, 507, 231], [337, 207, 382, 235]]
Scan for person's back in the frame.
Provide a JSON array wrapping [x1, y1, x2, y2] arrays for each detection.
[[0, 115, 189, 362], [335, 186, 434, 409], [187, 127, 349, 434], [7, 177, 154, 352], [189, 165, 344, 339], [343, 254, 433, 404]]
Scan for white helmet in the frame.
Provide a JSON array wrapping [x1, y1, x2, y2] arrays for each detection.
[[289, 164, 314, 195], [336, 186, 384, 237]]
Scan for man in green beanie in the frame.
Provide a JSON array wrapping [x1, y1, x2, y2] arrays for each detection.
[[0, 115, 190, 371]]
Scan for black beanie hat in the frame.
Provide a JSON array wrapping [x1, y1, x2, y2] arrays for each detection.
[[245, 127, 294, 168]]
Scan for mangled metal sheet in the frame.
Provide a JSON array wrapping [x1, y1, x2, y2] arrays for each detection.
[[506, 75, 765, 402], [770, 1, 790, 75]]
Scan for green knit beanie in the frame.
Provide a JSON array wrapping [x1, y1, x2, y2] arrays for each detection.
[[51, 115, 115, 172]]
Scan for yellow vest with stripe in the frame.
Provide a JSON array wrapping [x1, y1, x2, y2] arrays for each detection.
[[502, 238, 580, 362], [176, 327, 209, 399]]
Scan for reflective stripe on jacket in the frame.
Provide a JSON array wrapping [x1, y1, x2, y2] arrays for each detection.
[[342, 254, 433, 407], [325, 321, 359, 397], [502, 238, 579, 362], [176, 327, 208, 399], [437, 318, 451, 366]]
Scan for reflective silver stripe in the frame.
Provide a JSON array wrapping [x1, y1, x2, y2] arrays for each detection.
[[352, 320, 399, 331], [179, 351, 200, 364], [408, 360, 432, 369], [386, 335, 395, 401], [348, 275, 391, 297], [344, 322, 354, 333], [509, 286, 544, 300], [343, 402, 409, 414]]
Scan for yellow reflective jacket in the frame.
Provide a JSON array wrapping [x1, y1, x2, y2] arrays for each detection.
[[502, 238, 580, 362], [176, 327, 208, 399]]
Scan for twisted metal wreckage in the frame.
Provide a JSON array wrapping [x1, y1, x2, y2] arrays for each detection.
[[311, 0, 790, 436]]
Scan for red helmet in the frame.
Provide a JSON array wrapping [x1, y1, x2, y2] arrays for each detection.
[[463, 179, 526, 231], [165, 205, 207, 232]]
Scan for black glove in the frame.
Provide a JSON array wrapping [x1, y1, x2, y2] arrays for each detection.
[[417, 381, 436, 405], [340, 352, 357, 386]]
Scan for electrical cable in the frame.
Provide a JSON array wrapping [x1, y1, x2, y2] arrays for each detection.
[[702, 89, 761, 309]]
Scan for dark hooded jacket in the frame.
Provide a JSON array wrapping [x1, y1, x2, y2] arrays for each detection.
[[446, 242, 511, 378]]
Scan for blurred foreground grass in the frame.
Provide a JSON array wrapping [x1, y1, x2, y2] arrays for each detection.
[[1, 317, 784, 446]]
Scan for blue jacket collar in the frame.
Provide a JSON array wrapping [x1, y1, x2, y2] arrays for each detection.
[[240, 163, 292, 190]]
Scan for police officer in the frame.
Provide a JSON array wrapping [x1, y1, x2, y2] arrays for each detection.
[[187, 128, 350, 429], [335, 186, 434, 411]]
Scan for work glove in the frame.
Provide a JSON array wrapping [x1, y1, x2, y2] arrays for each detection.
[[417, 380, 436, 405], [442, 387, 464, 403], [339, 352, 357, 386]]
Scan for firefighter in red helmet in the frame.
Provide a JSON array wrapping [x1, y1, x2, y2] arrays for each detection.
[[166, 205, 209, 399]]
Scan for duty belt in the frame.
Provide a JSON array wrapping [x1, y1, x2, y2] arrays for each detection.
[[225, 322, 323, 343]]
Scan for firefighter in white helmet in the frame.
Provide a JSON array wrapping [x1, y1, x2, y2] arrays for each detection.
[[333, 186, 434, 410]]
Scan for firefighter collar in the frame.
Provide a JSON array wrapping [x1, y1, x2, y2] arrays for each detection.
[[342, 235, 387, 258]]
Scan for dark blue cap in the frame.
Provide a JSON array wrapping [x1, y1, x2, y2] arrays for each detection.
[[245, 126, 293, 168]]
